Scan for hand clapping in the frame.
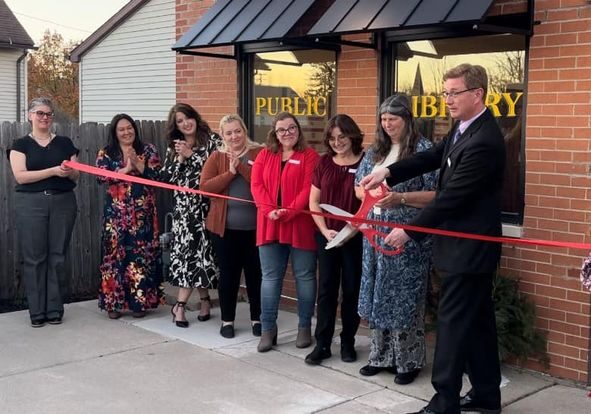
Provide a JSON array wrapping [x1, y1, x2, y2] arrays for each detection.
[[174, 139, 193, 162], [227, 152, 240, 175], [118, 148, 144, 174], [127, 148, 145, 173]]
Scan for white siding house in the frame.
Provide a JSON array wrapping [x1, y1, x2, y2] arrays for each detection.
[[70, 0, 176, 123], [0, 0, 34, 122]]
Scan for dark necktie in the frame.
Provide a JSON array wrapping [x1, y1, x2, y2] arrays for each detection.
[[452, 128, 462, 144]]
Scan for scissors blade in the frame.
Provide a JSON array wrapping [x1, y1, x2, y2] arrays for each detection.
[[319, 204, 354, 218], [325, 224, 356, 249]]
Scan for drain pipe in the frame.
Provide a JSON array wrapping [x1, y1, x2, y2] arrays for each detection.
[[16, 49, 28, 122]]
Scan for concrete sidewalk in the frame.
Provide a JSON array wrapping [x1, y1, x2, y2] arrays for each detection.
[[0, 300, 590, 414]]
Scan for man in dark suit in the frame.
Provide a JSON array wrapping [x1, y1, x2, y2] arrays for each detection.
[[360, 64, 505, 414]]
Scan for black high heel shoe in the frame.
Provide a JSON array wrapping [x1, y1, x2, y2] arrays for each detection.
[[171, 301, 189, 328], [197, 296, 211, 322]]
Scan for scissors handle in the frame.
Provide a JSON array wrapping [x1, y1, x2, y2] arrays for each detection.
[[360, 227, 403, 256]]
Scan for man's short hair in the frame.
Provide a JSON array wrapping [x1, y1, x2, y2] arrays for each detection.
[[443, 64, 488, 99]]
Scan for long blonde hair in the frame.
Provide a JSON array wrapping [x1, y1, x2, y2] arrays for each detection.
[[218, 114, 261, 154]]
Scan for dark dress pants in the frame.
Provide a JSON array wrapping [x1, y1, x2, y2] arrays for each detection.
[[427, 272, 501, 414], [15, 191, 77, 322], [210, 229, 262, 322], [314, 232, 362, 348]]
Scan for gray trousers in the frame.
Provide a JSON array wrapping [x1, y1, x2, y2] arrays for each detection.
[[15, 191, 77, 321]]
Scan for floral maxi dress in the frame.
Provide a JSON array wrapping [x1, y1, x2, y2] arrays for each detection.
[[96, 143, 165, 313], [160, 135, 221, 288]]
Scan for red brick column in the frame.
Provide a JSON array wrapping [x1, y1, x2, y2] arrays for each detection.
[[176, 0, 238, 128], [501, 0, 591, 382]]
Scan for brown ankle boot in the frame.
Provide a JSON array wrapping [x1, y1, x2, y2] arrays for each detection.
[[257, 327, 278, 353], [296, 327, 312, 348]]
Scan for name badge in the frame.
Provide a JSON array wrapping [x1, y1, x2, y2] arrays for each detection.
[[247, 160, 254, 165], [288, 159, 301, 165], [348, 168, 357, 173], [447, 158, 451, 167]]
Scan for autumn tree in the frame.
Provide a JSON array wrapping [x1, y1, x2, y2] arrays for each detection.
[[28, 30, 79, 122]]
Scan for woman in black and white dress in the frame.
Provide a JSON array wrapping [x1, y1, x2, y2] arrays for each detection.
[[160, 103, 221, 327]]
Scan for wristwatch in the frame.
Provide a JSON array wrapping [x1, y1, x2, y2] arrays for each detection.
[[400, 193, 407, 205]]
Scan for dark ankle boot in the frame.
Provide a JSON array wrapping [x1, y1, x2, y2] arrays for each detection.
[[257, 327, 278, 352], [305, 345, 331, 365], [340, 341, 357, 362]]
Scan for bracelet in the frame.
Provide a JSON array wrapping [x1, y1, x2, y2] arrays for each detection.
[[400, 193, 407, 205]]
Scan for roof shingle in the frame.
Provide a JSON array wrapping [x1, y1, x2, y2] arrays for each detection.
[[0, 0, 34, 48]]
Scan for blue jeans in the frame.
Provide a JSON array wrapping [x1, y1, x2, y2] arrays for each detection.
[[259, 243, 317, 332]]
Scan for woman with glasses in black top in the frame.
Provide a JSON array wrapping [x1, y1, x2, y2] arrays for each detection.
[[7, 97, 79, 327]]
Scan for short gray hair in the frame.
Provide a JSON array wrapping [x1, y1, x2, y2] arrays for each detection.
[[28, 97, 54, 112]]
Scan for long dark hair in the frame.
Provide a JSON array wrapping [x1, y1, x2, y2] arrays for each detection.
[[166, 103, 213, 150], [266, 111, 307, 153], [106, 113, 144, 160], [323, 114, 364, 156], [372, 93, 420, 163]]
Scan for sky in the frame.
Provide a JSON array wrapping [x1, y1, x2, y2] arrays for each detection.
[[4, 0, 130, 45]]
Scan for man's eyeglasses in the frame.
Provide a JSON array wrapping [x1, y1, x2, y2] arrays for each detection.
[[441, 88, 479, 99], [275, 125, 298, 136], [31, 110, 54, 118]]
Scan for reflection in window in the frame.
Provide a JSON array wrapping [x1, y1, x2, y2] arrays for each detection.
[[393, 34, 526, 220], [252, 50, 336, 150]]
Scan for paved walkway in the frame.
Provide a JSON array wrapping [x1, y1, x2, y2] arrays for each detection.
[[0, 301, 590, 413]]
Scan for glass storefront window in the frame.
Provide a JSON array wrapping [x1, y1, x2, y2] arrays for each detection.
[[393, 34, 526, 221], [251, 49, 336, 150]]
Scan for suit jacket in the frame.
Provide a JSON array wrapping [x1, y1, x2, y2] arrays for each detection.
[[386, 109, 506, 274]]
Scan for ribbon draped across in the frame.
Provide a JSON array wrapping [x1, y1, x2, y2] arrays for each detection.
[[65, 160, 591, 253]]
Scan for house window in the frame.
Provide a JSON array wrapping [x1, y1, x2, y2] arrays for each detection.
[[248, 49, 337, 149], [391, 34, 527, 223]]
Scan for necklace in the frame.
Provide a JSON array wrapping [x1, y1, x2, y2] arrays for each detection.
[[30, 133, 52, 141], [233, 146, 248, 158], [29, 132, 54, 148]]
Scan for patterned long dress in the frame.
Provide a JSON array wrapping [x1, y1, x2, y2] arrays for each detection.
[[96, 143, 164, 313], [355, 138, 438, 373], [160, 134, 221, 288]]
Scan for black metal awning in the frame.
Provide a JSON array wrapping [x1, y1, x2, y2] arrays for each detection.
[[174, 0, 533, 59], [308, 0, 495, 37], [173, 0, 321, 57]]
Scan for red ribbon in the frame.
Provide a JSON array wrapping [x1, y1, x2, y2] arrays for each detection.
[[66, 161, 591, 252]]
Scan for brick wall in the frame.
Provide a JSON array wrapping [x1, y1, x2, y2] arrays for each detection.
[[500, 0, 591, 382], [176, 0, 238, 130], [174, 0, 591, 383], [337, 33, 380, 145]]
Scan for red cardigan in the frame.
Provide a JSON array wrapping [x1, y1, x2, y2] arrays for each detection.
[[251, 147, 319, 251]]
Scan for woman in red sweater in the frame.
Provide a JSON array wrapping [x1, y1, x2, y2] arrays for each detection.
[[251, 112, 319, 352]]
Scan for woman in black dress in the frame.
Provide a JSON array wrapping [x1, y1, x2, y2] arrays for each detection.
[[160, 103, 221, 327]]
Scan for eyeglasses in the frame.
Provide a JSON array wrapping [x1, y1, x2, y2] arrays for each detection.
[[31, 110, 54, 118], [328, 135, 349, 143], [441, 88, 479, 99], [275, 125, 298, 136]]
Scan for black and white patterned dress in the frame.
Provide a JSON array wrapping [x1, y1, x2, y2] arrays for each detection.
[[160, 134, 221, 288]]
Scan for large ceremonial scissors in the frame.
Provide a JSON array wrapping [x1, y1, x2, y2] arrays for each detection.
[[319, 184, 402, 256]]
